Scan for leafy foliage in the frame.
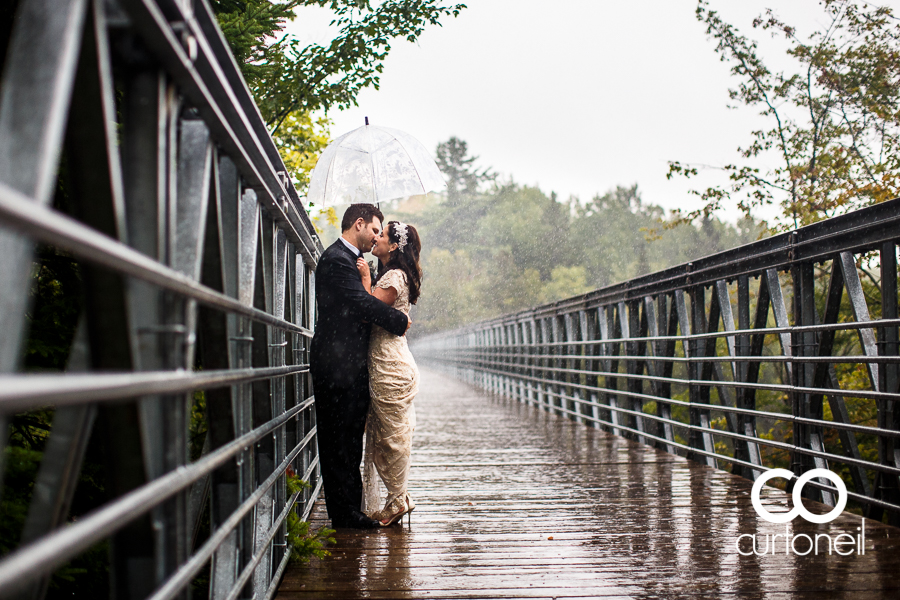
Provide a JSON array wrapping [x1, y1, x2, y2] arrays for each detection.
[[0, 445, 41, 557], [669, 0, 900, 230], [286, 512, 335, 562], [284, 471, 334, 562], [1, 414, 109, 596], [190, 389, 208, 462], [210, 0, 466, 196], [24, 247, 82, 371], [273, 111, 334, 189], [286, 469, 311, 496], [212, 0, 466, 131]]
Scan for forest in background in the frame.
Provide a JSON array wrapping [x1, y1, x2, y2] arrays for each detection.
[[316, 137, 766, 336]]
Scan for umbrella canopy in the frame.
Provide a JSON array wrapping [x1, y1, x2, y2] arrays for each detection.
[[307, 122, 446, 206]]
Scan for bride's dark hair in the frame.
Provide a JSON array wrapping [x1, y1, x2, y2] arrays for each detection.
[[375, 221, 422, 304]]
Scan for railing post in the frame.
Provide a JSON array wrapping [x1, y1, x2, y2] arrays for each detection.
[[69, 13, 158, 597], [528, 318, 538, 407], [547, 315, 561, 416], [480, 327, 489, 390], [514, 321, 526, 403], [679, 287, 716, 468], [578, 309, 595, 426], [877, 243, 900, 524], [598, 305, 620, 435], [493, 325, 502, 395], [207, 155, 241, 600], [503, 323, 512, 398], [563, 312, 580, 423], [625, 301, 646, 443], [732, 276, 758, 479], [791, 261, 820, 500], [644, 295, 674, 452], [538, 318, 550, 412]]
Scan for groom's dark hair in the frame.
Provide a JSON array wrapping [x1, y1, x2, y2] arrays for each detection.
[[341, 203, 384, 231]]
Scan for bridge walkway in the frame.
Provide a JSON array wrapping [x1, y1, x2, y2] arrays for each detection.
[[276, 367, 900, 599]]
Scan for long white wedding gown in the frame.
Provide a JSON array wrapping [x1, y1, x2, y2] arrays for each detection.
[[362, 268, 420, 519]]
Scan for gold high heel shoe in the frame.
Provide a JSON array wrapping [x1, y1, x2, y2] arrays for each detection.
[[380, 494, 414, 527]]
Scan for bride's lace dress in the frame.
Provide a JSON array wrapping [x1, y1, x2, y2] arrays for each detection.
[[362, 269, 419, 519]]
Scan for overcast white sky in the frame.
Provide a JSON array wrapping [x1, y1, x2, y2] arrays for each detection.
[[287, 1, 899, 221]]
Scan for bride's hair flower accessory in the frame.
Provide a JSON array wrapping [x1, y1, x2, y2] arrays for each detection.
[[393, 222, 409, 251]]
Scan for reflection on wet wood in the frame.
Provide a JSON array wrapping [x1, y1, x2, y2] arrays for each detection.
[[276, 367, 900, 599]]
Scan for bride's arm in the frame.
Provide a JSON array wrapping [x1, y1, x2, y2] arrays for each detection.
[[356, 258, 398, 305], [373, 286, 398, 305]]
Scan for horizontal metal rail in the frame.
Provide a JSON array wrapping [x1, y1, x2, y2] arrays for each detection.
[[0, 398, 312, 594], [452, 359, 900, 439], [450, 357, 900, 402], [414, 199, 900, 523], [0, 181, 313, 337], [0, 365, 309, 414]]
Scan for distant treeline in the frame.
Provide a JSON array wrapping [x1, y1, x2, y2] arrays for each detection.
[[413, 183, 766, 334], [320, 181, 766, 336]]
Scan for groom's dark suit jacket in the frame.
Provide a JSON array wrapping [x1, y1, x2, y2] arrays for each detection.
[[309, 239, 408, 389]]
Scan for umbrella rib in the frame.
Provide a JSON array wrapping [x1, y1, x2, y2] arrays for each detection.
[[366, 125, 377, 204], [321, 144, 340, 205]]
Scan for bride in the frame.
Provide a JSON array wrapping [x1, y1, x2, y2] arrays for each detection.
[[355, 221, 422, 526]]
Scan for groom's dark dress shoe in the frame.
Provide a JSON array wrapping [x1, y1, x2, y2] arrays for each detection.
[[331, 510, 381, 529]]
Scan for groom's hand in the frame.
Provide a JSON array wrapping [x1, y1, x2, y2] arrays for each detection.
[[406, 317, 412, 334]]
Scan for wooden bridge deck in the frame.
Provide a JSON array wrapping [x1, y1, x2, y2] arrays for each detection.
[[276, 367, 900, 599]]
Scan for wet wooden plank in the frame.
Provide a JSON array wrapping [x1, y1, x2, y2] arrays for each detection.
[[276, 367, 900, 599]]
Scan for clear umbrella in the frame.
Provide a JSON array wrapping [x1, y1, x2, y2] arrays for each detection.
[[307, 119, 446, 206]]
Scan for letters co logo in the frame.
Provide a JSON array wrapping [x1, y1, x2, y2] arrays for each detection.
[[751, 468, 847, 524]]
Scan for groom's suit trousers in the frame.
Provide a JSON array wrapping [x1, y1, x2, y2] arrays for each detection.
[[313, 368, 371, 521]]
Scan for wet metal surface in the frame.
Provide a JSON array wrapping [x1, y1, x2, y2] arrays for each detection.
[[276, 367, 900, 599]]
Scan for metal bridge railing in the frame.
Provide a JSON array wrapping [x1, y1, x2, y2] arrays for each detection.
[[0, 0, 322, 598], [414, 199, 900, 523]]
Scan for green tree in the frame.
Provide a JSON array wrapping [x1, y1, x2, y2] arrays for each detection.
[[668, 0, 900, 230], [414, 248, 492, 332], [538, 266, 592, 304], [435, 137, 493, 205], [211, 0, 466, 190], [212, 0, 466, 124], [272, 111, 332, 190]]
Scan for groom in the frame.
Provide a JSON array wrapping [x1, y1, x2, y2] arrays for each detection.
[[310, 203, 410, 528]]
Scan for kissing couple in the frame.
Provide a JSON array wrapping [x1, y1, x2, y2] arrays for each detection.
[[309, 203, 422, 529]]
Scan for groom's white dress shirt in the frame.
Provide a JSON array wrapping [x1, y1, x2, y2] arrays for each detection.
[[340, 237, 363, 257]]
